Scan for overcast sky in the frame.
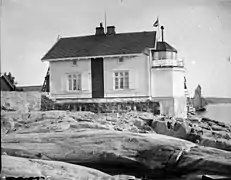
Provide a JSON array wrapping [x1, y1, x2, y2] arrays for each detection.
[[1, 0, 231, 97]]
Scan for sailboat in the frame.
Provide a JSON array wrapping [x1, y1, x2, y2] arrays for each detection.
[[193, 85, 207, 112]]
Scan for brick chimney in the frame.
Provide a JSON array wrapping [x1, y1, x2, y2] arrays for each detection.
[[161, 26, 164, 42], [106, 26, 116, 35], [95, 23, 105, 35]]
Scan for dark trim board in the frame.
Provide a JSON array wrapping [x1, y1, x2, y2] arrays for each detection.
[[91, 58, 104, 98]]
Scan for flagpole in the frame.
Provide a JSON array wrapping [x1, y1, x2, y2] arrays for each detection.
[[104, 10, 107, 34], [0, 0, 2, 66], [157, 16, 160, 42]]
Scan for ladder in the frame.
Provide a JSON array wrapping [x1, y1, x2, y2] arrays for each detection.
[[184, 77, 195, 113], [185, 88, 195, 113], [41, 67, 50, 92]]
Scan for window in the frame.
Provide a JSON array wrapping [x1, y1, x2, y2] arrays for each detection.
[[159, 52, 167, 60], [68, 74, 81, 91], [73, 60, 77, 65], [114, 71, 129, 89], [152, 51, 176, 60], [118, 57, 124, 63]]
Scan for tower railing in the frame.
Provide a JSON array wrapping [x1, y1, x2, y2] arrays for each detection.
[[152, 59, 184, 68]]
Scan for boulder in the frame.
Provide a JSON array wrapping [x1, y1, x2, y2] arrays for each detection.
[[68, 111, 97, 122], [132, 118, 144, 128], [151, 120, 191, 139], [187, 117, 231, 151], [211, 124, 228, 132], [200, 136, 231, 151], [70, 122, 112, 130], [128, 126, 139, 133]]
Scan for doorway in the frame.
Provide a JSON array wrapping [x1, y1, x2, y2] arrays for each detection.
[[91, 58, 104, 98]]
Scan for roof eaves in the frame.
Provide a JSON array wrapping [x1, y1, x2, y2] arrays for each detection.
[[42, 53, 143, 62], [155, 49, 177, 53], [41, 38, 62, 61]]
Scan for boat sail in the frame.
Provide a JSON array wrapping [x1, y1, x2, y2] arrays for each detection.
[[193, 85, 207, 111]]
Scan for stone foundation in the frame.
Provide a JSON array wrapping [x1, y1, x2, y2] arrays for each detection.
[[1, 92, 186, 117], [174, 96, 187, 118], [42, 95, 186, 117], [152, 96, 187, 118], [157, 97, 175, 117], [41, 96, 160, 114]]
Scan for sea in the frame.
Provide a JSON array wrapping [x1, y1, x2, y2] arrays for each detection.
[[195, 103, 231, 125]]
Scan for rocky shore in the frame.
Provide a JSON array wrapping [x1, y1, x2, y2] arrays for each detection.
[[1, 110, 231, 179]]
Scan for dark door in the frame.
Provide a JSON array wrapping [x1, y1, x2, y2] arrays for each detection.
[[91, 58, 104, 98]]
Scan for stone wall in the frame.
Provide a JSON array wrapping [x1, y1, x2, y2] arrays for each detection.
[[41, 98, 160, 114], [40, 94, 55, 111], [1, 91, 43, 112]]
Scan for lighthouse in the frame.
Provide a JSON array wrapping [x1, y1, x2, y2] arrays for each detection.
[[150, 26, 187, 118]]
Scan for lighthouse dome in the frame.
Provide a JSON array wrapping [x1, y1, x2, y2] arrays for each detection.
[[153, 41, 178, 60], [156, 41, 177, 53]]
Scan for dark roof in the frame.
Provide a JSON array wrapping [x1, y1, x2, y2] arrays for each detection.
[[42, 31, 156, 60], [155, 41, 177, 52], [17, 85, 42, 92], [0, 75, 16, 90]]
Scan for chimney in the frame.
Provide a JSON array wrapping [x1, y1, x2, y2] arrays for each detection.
[[161, 26, 164, 42], [95, 23, 105, 35], [106, 26, 116, 35]]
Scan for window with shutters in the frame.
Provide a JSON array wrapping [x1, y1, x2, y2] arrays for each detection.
[[114, 71, 129, 90], [68, 73, 81, 91]]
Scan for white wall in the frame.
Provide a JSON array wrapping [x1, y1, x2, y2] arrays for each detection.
[[151, 68, 185, 97], [151, 69, 173, 97], [49, 54, 149, 99], [49, 59, 92, 99], [151, 67, 187, 118], [104, 54, 149, 98]]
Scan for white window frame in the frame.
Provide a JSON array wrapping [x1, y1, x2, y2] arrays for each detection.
[[68, 73, 81, 91], [114, 71, 129, 90]]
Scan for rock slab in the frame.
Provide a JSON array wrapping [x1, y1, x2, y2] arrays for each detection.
[[2, 130, 231, 179]]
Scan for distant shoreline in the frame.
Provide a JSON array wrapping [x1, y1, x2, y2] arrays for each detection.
[[205, 97, 231, 104]]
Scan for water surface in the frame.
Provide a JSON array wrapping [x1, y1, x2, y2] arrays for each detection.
[[196, 103, 231, 125]]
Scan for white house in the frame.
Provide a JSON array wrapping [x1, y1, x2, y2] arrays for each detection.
[[42, 23, 187, 118]]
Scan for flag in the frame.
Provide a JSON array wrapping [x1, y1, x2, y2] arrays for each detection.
[[153, 17, 160, 48], [153, 18, 159, 27]]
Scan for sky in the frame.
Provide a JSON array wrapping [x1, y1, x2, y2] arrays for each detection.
[[1, 0, 231, 97]]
